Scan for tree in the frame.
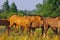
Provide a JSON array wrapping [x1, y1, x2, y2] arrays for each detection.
[[18, 10, 24, 16], [0, 9, 4, 13], [10, 2, 17, 14], [2, 0, 10, 19], [35, 4, 43, 16], [2, 0, 10, 13], [35, 0, 60, 17], [43, 0, 60, 17], [22, 10, 32, 15]]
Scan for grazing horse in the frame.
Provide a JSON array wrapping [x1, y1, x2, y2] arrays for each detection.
[[8, 15, 31, 32], [42, 17, 60, 38], [0, 19, 10, 33], [29, 16, 43, 34]]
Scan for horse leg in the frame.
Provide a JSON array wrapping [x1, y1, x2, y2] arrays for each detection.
[[21, 26, 25, 34], [29, 26, 35, 36], [42, 24, 49, 38], [24, 27, 29, 35], [52, 27, 58, 35], [42, 26, 49, 40], [5, 25, 10, 36], [15, 25, 19, 32], [5, 22, 13, 36], [28, 26, 32, 36], [28, 27, 31, 36], [31, 28, 35, 36], [43, 28, 48, 38], [41, 26, 44, 37], [52, 27, 58, 40]]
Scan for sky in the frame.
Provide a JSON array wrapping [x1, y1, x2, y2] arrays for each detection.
[[0, 0, 43, 10]]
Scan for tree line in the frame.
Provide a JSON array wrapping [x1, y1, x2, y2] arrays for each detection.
[[0, 0, 60, 19]]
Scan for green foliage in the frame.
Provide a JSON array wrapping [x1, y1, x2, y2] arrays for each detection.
[[10, 2, 17, 13], [18, 11, 24, 16], [6, 12, 17, 18], [35, 0, 60, 17], [0, 14, 4, 18], [0, 0, 60, 18], [2, 0, 10, 13]]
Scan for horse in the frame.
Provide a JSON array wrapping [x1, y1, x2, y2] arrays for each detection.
[[8, 15, 31, 33], [0, 19, 10, 33], [28, 16, 43, 35], [42, 17, 60, 38]]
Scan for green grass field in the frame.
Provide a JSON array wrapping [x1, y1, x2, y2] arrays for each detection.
[[0, 26, 60, 40]]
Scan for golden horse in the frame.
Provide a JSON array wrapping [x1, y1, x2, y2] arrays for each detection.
[[29, 16, 43, 35], [43, 17, 60, 37], [8, 15, 31, 32]]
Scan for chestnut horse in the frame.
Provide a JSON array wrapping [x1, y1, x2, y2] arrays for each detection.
[[43, 17, 60, 37], [29, 16, 43, 35], [8, 15, 31, 32]]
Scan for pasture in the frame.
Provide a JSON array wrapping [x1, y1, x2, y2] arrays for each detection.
[[0, 26, 60, 40], [0, 0, 60, 40]]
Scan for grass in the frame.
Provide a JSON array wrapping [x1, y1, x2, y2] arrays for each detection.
[[0, 26, 59, 40]]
